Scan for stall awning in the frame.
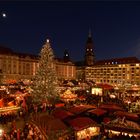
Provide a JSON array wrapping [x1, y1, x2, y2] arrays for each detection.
[[96, 83, 114, 90], [104, 118, 140, 134], [104, 124, 140, 134], [114, 111, 139, 121], [88, 108, 107, 116], [52, 109, 74, 120], [67, 117, 97, 131], [35, 115, 68, 134], [67, 105, 97, 115], [99, 104, 124, 112]]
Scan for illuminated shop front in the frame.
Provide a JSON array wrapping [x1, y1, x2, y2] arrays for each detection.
[[91, 88, 102, 96], [76, 126, 100, 140], [67, 117, 100, 140]]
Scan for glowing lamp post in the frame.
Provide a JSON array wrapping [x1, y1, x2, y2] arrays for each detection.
[[0, 129, 3, 137]]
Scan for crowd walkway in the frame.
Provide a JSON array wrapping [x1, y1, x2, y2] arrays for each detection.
[[0, 111, 49, 140]]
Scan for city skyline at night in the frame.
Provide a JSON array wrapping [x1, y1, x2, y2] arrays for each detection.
[[1, 2, 140, 140]]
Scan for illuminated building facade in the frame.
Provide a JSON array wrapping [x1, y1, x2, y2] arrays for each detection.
[[55, 50, 76, 80], [55, 60, 76, 80], [76, 32, 140, 85], [1, 33, 140, 85], [85, 57, 140, 85], [0, 46, 39, 83], [0, 46, 76, 83]]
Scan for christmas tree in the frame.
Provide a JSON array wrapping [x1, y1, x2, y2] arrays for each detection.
[[31, 39, 59, 104]]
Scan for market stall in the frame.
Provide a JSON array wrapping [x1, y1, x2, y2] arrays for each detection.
[[60, 89, 77, 102], [67, 117, 100, 140], [96, 83, 114, 91], [67, 104, 97, 115], [104, 117, 140, 139], [0, 106, 20, 113], [32, 114, 69, 140], [86, 108, 108, 124], [87, 108, 107, 117], [99, 104, 124, 112], [114, 111, 140, 122], [52, 108, 74, 120]]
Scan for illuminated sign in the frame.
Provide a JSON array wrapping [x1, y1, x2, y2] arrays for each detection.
[[91, 88, 102, 96]]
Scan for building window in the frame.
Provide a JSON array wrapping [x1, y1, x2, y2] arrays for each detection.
[[13, 64, 16, 74]]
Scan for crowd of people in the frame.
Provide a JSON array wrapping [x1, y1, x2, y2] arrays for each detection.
[[2, 122, 45, 140], [0, 101, 47, 140], [0, 88, 140, 140], [0, 112, 17, 125]]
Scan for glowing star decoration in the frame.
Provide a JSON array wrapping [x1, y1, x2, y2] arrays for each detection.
[[47, 39, 49, 43], [2, 13, 7, 18]]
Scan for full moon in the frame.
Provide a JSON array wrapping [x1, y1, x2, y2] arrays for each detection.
[[2, 13, 7, 18]]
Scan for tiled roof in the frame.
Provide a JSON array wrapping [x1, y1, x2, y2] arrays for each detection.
[[0, 46, 39, 59], [54, 57, 74, 63], [0, 46, 13, 54], [14, 52, 39, 59], [67, 117, 97, 131], [94, 57, 140, 65]]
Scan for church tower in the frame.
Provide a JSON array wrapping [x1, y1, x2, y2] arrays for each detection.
[[85, 30, 95, 66]]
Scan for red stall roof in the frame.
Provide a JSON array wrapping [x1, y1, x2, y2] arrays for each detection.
[[88, 108, 107, 116], [34, 115, 68, 135], [52, 109, 74, 120], [104, 118, 140, 134], [68, 117, 97, 131], [67, 105, 97, 115], [96, 83, 114, 90], [114, 111, 140, 121], [99, 104, 124, 112]]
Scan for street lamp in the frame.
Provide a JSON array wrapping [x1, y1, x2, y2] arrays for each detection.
[[0, 128, 3, 137]]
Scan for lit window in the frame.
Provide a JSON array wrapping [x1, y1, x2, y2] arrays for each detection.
[[112, 62, 114, 64], [119, 65, 121, 67], [90, 49, 92, 51], [136, 64, 139, 67], [115, 62, 117, 64], [87, 49, 89, 51]]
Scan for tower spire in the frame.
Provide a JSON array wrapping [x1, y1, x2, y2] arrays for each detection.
[[85, 29, 95, 66], [88, 28, 92, 38]]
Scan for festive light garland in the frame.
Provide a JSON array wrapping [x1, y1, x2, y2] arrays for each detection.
[[0, 106, 20, 113]]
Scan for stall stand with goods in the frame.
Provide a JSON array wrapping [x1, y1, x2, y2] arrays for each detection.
[[67, 117, 100, 140], [76, 126, 100, 140], [104, 117, 140, 139], [60, 89, 77, 102]]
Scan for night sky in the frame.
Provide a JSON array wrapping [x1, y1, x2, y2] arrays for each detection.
[[1, 1, 140, 61]]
